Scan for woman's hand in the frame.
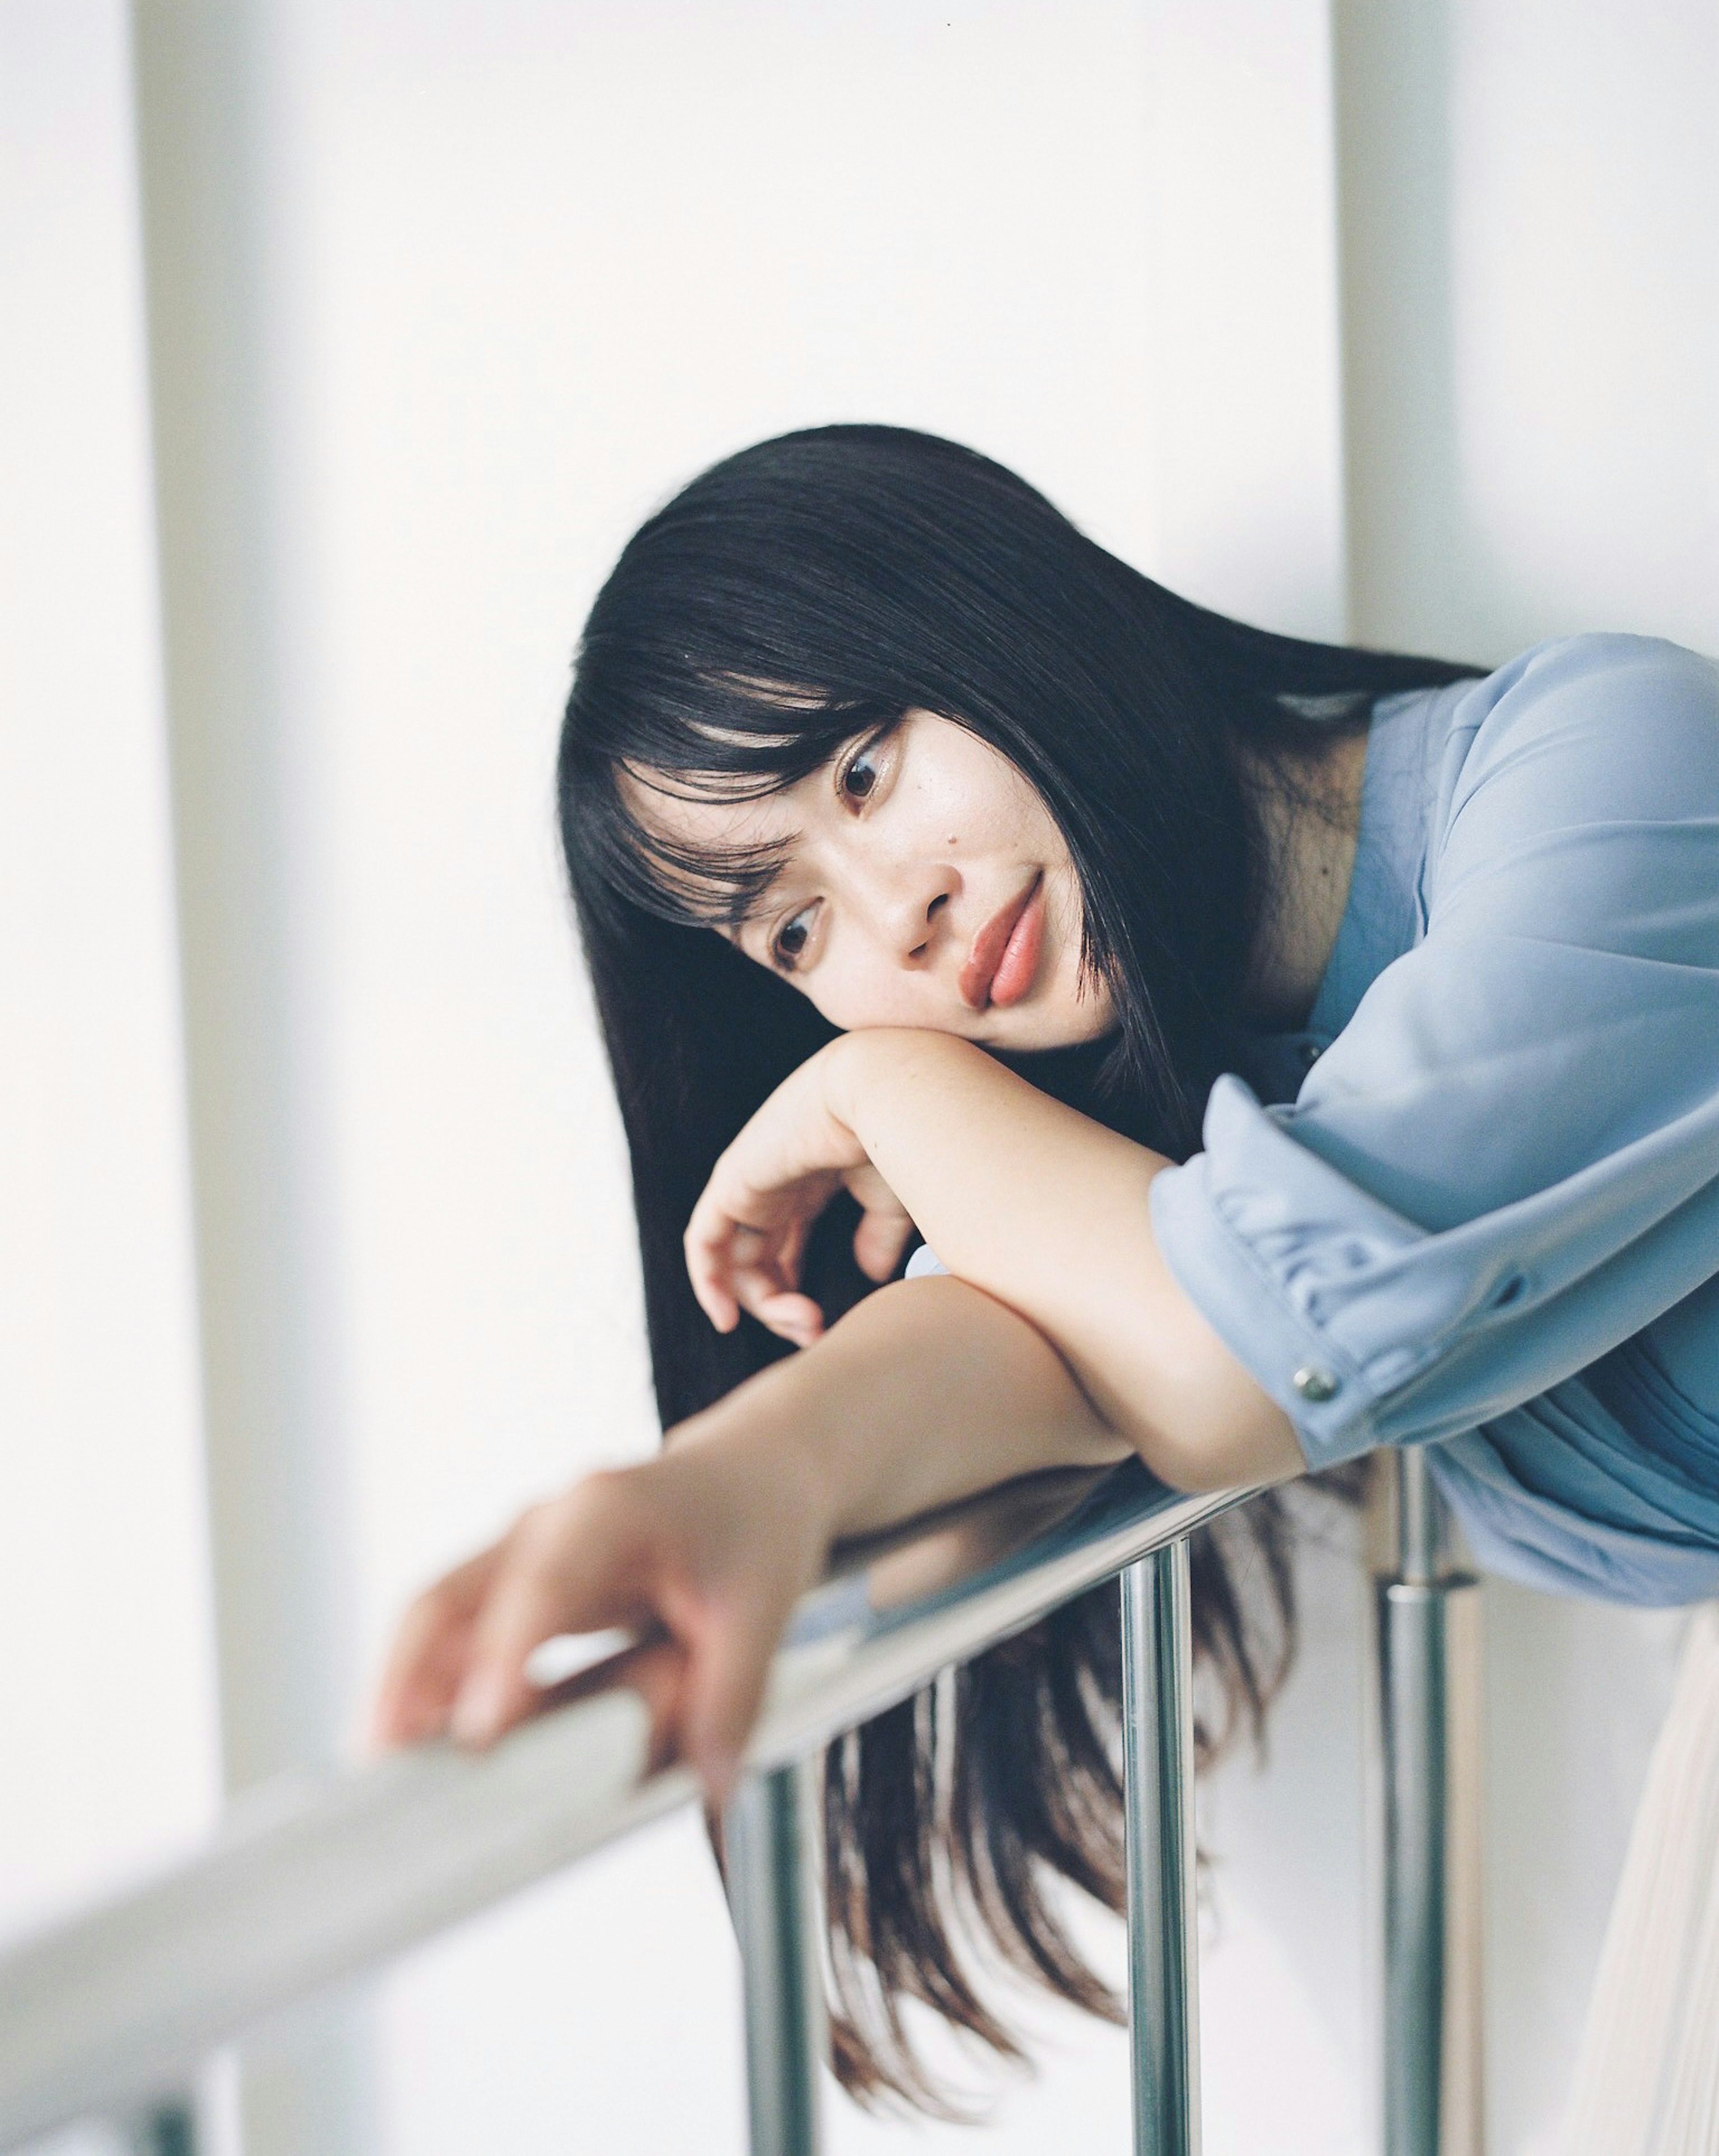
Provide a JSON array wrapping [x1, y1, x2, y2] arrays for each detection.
[[369, 1418, 834, 1800], [692, 1027, 1303, 1491], [684, 1036, 913, 1348], [371, 1269, 1143, 1793]]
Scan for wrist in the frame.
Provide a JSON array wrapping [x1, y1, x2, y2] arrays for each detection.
[[822, 1026, 978, 1141], [669, 1373, 846, 1548], [813, 1029, 870, 1140]]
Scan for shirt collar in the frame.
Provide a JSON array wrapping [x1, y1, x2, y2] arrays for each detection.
[[1238, 686, 1446, 1103]]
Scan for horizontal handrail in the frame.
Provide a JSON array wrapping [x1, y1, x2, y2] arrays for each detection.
[[0, 1459, 1255, 2149]]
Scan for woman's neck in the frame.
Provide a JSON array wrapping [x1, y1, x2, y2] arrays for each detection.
[[1236, 727, 1370, 1032]]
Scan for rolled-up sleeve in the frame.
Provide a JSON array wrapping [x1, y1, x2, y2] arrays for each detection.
[[1149, 637, 1719, 1472]]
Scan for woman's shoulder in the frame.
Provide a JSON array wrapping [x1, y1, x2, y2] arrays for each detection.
[[1432, 633, 1719, 856], [1459, 632, 1719, 742]]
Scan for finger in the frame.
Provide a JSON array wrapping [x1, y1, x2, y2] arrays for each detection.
[[721, 1221, 827, 1343], [742, 1288, 825, 1347], [372, 1615, 473, 1751], [726, 1223, 818, 1338], [616, 1637, 696, 1777], [684, 1199, 742, 1333], [676, 1593, 789, 1805], [369, 1542, 506, 1751], [748, 1212, 809, 1292], [450, 1497, 643, 1748], [852, 1205, 916, 1284]]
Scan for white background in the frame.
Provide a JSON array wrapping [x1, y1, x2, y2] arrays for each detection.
[[2, 1, 1714, 2151]]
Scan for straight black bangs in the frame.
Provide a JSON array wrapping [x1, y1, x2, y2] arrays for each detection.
[[568, 677, 911, 930]]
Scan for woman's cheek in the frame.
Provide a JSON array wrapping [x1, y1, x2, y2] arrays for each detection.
[[811, 983, 889, 1034], [811, 963, 922, 1036]]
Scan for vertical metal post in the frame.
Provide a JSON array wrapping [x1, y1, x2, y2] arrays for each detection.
[[726, 1758, 826, 2156], [124, 2097, 197, 2156], [1122, 1540, 1202, 2156], [1374, 1450, 1485, 2156]]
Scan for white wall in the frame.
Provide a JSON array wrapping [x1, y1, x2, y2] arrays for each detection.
[[4, 1, 1717, 2152], [1338, 0, 1719, 667], [0, 2, 226, 2147]]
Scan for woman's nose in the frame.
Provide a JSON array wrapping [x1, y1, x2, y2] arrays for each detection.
[[883, 873, 956, 965]]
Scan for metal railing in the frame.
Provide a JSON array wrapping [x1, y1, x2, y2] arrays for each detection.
[[1375, 1451, 1485, 2156], [0, 1453, 1481, 2156]]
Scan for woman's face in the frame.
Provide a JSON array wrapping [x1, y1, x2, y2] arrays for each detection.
[[625, 710, 1116, 1050]]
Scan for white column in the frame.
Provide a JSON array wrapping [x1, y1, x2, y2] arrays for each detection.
[[129, 2, 371, 2147], [0, 0, 224, 2145]]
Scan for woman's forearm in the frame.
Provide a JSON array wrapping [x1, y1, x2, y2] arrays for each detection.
[[677, 1272, 1132, 1539], [825, 1030, 1301, 1489], [379, 1083, 1278, 1781], [377, 1274, 1129, 1780]]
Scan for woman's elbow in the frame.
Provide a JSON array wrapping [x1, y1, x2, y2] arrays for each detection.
[[1115, 1388, 1306, 1494]]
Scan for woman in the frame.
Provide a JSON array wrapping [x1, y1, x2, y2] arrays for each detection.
[[374, 425, 1719, 2109]]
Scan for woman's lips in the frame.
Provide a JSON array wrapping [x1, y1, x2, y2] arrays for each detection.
[[959, 874, 1045, 1010]]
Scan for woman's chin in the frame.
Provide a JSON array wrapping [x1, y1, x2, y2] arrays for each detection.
[[988, 1002, 1119, 1055], [829, 990, 1115, 1054]]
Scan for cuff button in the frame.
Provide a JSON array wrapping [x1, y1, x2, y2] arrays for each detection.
[[1292, 1364, 1340, 1403]]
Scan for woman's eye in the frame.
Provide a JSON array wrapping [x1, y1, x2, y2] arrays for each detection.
[[772, 906, 816, 971], [840, 745, 881, 803]]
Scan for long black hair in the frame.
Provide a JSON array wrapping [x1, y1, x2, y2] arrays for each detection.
[[558, 425, 1477, 2107]]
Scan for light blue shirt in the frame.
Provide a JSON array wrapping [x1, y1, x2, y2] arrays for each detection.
[[1149, 635, 1719, 1605]]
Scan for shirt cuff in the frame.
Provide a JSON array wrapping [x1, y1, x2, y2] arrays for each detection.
[[1149, 1075, 1448, 1470]]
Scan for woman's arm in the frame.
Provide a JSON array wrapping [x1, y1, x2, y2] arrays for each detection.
[[372, 1271, 1134, 1788], [685, 1269, 1134, 1527], [687, 1028, 1302, 1490]]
